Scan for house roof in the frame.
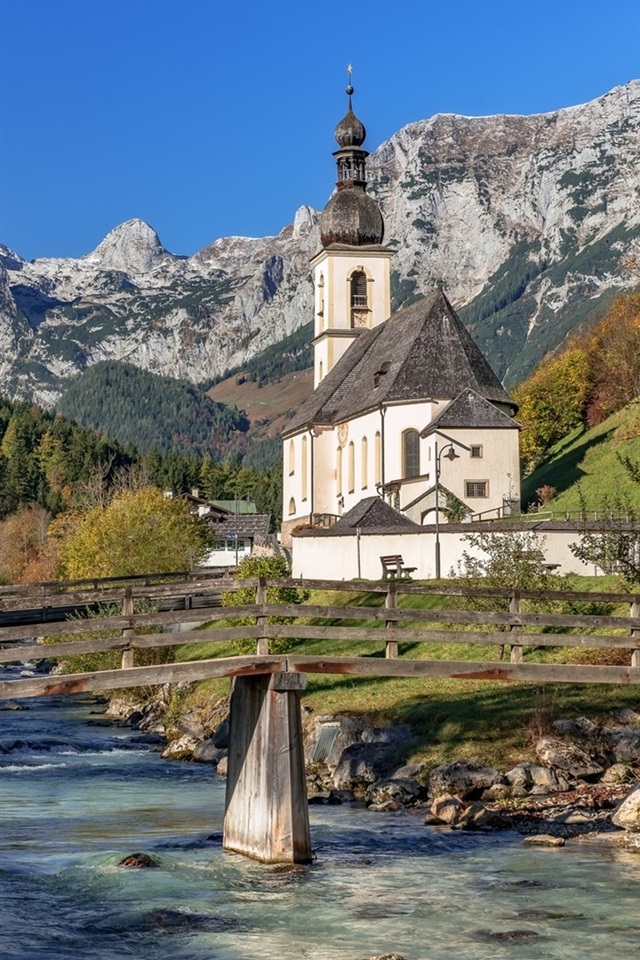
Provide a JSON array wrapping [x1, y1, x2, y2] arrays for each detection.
[[420, 388, 521, 436], [209, 514, 270, 539], [331, 496, 419, 530], [283, 290, 514, 436]]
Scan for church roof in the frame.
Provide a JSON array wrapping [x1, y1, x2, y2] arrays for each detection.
[[329, 496, 419, 531], [420, 388, 521, 436], [284, 290, 514, 435]]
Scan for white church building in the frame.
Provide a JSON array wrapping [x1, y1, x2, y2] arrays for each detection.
[[281, 80, 521, 557]]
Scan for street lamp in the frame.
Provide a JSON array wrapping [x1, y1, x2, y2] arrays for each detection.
[[434, 441, 459, 580]]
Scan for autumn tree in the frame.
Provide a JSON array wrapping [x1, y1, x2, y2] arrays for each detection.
[[513, 347, 592, 472], [584, 293, 640, 427], [57, 486, 212, 579]]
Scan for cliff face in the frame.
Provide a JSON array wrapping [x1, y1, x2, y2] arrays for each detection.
[[1, 82, 638, 405]]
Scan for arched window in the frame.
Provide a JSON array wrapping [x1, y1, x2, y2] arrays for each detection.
[[374, 431, 382, 485], [318, 273, 325, 328], [319, 360, 323, 382], [288, 497, 296, 516], [336, 446, 343, 496], [288, 439, 295, 476], [361, 436, 368, 489], [402, 429, 420, 478], [350, 270, 368, 310], [348, 441, 355, 493], [301, 435, 308, 501]]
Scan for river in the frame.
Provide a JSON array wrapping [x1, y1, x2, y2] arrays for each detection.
[[1, 667, 639, 960]]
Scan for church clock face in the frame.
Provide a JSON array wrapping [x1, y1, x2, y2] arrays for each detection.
[[337, 422, 349, 447]]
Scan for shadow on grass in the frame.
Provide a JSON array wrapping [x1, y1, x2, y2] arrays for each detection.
[[522, 429, 611, 506]]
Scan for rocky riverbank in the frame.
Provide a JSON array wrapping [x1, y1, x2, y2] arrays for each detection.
[[105, 694, 640, 849]]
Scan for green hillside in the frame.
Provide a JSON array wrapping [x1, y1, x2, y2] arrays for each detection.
[[521, 401, 640, 513], [56, 362, 249, 458]]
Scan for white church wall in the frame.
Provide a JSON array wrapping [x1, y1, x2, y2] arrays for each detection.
[[291, 528, 596, 580]]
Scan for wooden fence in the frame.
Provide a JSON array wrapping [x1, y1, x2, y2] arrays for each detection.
[[1, 576, 639, 698]]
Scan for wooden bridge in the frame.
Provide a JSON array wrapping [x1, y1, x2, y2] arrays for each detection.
[[1, 573, 639, 864]]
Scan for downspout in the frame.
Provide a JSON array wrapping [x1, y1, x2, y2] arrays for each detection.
[[308, 427, 314, 520], [379, 403, 387, 500]]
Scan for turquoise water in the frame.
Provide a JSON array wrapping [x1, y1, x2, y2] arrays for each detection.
[[1, 677, 639, 960]]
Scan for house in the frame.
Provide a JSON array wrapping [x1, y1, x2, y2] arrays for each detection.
[[202, 512, 271, 568], [281, 79, 521, 547]]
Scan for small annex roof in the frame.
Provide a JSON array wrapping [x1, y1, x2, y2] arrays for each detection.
[[331, 496, 419, 530], [284, 290, 514, 436], [208, 513, 270, 539], [420, 388, 520, 437]]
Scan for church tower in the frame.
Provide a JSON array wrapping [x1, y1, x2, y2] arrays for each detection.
[[311, 73, 393, 388]]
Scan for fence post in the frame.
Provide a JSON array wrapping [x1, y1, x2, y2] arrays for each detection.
[[256, 576, 269, 656], [121, 586, 134, 669], [385, 579, 398, 659], [631, 598, 639, 669], [509, 590, 523, 664]]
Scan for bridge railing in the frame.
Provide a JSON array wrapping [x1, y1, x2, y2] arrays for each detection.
[[0, 577, 638, 696]]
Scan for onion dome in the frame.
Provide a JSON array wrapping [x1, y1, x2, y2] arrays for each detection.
[[320, 189, 384, 246], [335, 104, 366, 148]]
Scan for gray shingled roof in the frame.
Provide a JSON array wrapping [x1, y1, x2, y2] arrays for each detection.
[[420, 388, 520, 436], [331, 496, 418, 530], [209, 514, 270, 539], [284, 290, 514, 436]]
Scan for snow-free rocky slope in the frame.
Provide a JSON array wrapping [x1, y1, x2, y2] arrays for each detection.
[[1, 81, 638, 406]]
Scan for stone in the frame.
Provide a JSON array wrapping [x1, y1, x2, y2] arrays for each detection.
[[191, 740, 226, 764], [535, 737, 607, 780], [332, 743, 398, 791], [161, 734, 199, 761], [522, 835, 566, 847], [602, 727, 640, 763], [368, 800, 400, 812], [364, 778, 423, 808], [211, 716, 230, 749], [481, 783, 512, 801], [612, 707, 640, 725], [105, 698, 145, 721], [118, 853, 158, 868], [389, 762, 427, 781], [427, 760, 504, 800], [601, 763, 637, 785], [429, 794, 467, 824], [612, 784, 640, 832], [216, 756, 228, 777], [617, 833, 640, 852], [454, 802, 512, 832]]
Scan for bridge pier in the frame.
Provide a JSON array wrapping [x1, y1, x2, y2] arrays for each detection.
[[223, 672, 312, 864]]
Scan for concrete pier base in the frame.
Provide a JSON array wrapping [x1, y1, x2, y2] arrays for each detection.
[[223, 672, 312, 863]]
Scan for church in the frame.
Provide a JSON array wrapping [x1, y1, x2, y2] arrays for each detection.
[[281, 80, 521, 548]]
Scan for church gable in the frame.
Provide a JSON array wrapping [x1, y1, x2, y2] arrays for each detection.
[[421, 388, 521, 435]]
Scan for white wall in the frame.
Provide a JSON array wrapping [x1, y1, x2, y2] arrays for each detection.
[[292, 527, 598, 580]]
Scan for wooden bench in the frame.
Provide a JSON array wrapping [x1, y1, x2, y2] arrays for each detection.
[[380, 555, 417, 580]]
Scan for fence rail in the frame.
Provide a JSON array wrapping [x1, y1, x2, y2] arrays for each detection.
[[1, 576, 639, 698]]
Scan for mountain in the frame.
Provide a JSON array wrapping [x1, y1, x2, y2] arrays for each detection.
[[1, 81, 638, 405]]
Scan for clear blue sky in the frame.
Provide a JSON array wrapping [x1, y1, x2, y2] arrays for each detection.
[[1, 0, 638, 260]]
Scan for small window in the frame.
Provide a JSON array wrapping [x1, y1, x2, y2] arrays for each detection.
[[402, 429, 420, 479], [288, 439, 295, 476], [288, 497, 296, 515], [465, 481, 489, 498], [470, 445, 483, 459], [348, 441, 355, 493], [361, 436, 368, 489]]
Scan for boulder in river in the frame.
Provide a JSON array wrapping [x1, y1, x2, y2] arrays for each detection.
[[612, 783, 640, 832], [191, 739, 227, 764], [118, 853, 158, 868], [427, 760, 504, 800], [365, 777, 423, 808]]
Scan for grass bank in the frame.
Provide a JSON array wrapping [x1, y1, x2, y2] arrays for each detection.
[[171, 576, 639, 773]]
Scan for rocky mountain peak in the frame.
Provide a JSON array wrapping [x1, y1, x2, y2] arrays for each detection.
[[83, 219, 173, 275]]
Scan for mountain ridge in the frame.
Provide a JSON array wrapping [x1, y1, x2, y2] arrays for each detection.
[[1, 81, 638, 404]]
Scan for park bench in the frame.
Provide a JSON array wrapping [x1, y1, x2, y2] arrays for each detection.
[[380, 554, 417, 580]]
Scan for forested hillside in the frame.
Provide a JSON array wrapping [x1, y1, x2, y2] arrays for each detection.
[[0, 396, 283, 583], [56, 362, 249, 457]]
